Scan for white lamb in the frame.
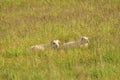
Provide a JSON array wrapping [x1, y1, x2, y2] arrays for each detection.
[[30, 40, 60, 50], [61, 36, 89, 49]]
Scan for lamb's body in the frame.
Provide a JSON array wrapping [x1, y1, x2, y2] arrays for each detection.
[[61, 36, 89, 49], [30, 44, 50, 50], [61, 41, 79, 48], [29, 37, 89, 50], [30, 40, 60, 50]]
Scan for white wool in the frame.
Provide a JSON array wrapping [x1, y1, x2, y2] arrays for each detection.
[[61, 36, 89, 49], [30, 44, 48, 50], [30, 40, 60, 50]]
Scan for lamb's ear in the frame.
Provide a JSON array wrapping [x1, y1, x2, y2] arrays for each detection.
[[81, 36, 89, 43], [80, 37, 84, 40], [83, 36, 89, 40], [81, 36, 88, 40], [57, 40, 60, 43], [87, 38, 89, 43]]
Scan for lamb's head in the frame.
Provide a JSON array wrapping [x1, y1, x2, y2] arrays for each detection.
[[79, 36, 89, 46], [51, 40, 60, 49]]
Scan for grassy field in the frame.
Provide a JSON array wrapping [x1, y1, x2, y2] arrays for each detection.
[[0, 0, 120, 80]]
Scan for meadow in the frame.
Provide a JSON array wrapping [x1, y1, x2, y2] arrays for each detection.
[[0, 0, 120, 80]]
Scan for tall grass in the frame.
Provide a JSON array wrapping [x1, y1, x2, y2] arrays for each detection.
[[0, 0, 120, 80]]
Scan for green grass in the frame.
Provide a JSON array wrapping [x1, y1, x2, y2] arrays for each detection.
[[0, 0, 120, 80]]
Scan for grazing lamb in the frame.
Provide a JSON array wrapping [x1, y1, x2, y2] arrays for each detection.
[[30, 40, 60, 50], [61, 36, 89, 49]]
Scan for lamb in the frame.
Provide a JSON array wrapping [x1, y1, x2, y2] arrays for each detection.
[[60, 36, 89, 49], [30, 40, 60, 50]]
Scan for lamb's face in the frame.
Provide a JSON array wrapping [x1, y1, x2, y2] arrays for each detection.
[[80, 36, 89, 44], [51, 40, 60, 48]]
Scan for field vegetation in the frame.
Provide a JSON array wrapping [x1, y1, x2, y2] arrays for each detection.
[[0, 0, 120, 80]]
